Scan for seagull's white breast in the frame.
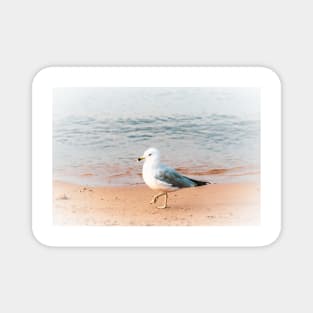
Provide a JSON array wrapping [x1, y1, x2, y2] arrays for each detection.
[[142, 160, 174, 191], [142, 161, 159, 189]]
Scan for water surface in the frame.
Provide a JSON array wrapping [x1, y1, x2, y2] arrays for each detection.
[[53, 88, 260, 186]]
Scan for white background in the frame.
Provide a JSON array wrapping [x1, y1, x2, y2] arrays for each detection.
[[0, 0, 311, 312]]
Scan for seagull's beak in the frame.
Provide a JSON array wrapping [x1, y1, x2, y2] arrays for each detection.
[[137, 156, 145, 162]]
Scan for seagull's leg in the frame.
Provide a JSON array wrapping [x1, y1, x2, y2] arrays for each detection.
[[150, 192, 164, 204], [157, 192, 168, 209], [150, 194, 158, 204]]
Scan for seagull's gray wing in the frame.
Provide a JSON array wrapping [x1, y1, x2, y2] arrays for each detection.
[[155, 164, 197, 188]]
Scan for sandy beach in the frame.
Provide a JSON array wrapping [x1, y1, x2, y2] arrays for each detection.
[[53, 181, 260, 226]]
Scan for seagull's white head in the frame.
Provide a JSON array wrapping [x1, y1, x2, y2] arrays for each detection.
[[137, 147, 160, 163]]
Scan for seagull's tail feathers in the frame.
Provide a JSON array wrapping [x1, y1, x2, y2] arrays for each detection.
[[183, 176, 212, 186]]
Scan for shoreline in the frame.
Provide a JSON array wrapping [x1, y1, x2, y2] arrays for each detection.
[[53, 164, 260, 187], [53, 181, 260, 226]]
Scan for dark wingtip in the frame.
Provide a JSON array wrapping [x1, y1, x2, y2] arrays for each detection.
[[182, 175, 214, 186], [186, 177, 212, 186], [197, 179, 214, 186]]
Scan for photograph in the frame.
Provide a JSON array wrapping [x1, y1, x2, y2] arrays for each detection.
[[53, 87, 260, 226]]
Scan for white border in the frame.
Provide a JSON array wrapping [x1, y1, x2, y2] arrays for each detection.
[[32, 67, 281, 247]]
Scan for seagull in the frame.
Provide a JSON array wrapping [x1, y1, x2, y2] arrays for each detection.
[[137, 147, 210, 208]]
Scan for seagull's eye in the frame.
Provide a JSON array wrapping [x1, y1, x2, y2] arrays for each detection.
[[148, 153, 152, 156]]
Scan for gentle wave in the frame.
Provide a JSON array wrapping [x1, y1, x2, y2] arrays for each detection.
[[53, 114, 260, 186]]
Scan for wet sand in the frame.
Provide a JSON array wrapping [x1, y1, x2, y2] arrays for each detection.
[[53, 181, 260, 226]]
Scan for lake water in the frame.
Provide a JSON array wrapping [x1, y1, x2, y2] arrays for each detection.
[[53, 88, 260, 186]]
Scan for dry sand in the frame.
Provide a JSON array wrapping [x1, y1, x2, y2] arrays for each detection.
[[53, 181, 260, 226]]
